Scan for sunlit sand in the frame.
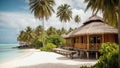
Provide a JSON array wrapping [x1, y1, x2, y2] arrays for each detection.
[[0, 49, 97, 68]]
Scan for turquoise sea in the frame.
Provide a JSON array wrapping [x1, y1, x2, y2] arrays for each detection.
[[0, 44, 26, 62]]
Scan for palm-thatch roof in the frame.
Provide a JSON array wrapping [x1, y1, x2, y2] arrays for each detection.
[[63, 15, 118, 38]]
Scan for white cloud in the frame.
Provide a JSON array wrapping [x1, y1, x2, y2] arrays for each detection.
[[0, 0, 103, 31], [0, 12, 38, 31]]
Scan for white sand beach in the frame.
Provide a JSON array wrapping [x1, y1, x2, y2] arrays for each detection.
[[0, 49, 97, 68]]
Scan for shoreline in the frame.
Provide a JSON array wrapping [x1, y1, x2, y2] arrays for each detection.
[[0, 49, 97, 68], [0, 49, 37, 64]]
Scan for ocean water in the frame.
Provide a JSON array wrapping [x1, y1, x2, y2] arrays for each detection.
[[0, 44, 25, 62]]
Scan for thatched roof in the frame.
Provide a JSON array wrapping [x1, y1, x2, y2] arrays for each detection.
[[61, 34, 68, 38], [63, 15, 118, 38]]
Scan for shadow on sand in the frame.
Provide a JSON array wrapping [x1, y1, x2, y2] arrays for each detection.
[[56, 55, 97, 62], [16, 63, 84, 68]]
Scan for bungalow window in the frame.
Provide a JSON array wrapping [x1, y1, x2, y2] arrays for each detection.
[[97, 36, 101, 43], [73, 38, 76, 43], [90, 36, 101, 44]]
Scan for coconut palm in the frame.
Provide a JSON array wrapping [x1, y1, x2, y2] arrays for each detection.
[[17, 27, 35, 46], [67, 27, 73, 34], [29, 0, 55, 46], [47, 26, 57, 35], [24, 26, 35, 45], [56, 29, 62, 35], [74, 15, 81, 27], [17, 30, 25, 41], [84, 0, 119, 67], [57, 4, 72, 29], [35, 25, 43, 37], [17, 30, 26, 45], [61, 27, 67, 34]]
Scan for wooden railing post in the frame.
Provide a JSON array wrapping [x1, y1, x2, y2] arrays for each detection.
[[87, 35, 90, 50], [102, 34, 104, 43]]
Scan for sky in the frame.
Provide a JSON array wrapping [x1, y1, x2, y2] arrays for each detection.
[[0, 0, 102, 44]]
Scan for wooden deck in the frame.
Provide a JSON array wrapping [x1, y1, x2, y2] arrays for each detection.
[[53, 48, 77, 59]]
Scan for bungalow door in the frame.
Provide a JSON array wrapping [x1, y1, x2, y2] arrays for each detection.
[[90, 35, 101, 50]]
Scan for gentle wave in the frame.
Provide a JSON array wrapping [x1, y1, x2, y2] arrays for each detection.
[[0, 44, 25, 62]]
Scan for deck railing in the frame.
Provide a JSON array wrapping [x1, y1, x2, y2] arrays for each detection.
[[65, 43, 101, 50], [89, 43, 101, 50], [74, 43, 87, 49]]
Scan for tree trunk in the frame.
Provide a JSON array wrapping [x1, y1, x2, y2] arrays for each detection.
[[118, 0, 120, 68], [42, 19, 45, 47]]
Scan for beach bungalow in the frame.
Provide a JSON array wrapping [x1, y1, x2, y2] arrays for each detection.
[[62, 15, 118, 59]]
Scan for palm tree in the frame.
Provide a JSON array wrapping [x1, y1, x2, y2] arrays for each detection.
[[57, 29, 62, 35], [57, 4, 72, 30], [24, 26, 35, 45], [35, 25, 43, 37], [17, 27, 35, 46], [74, 15, 81, 28], [29, 0, 55, 46], [17, 30, 26, 45], [67, 27, 73, 34], [84, 0, 119, 67], [47, 26, 57, 35], [61, 27, 67, 34], [17, 30, 25, 41]]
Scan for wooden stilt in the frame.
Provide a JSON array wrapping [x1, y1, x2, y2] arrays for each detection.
[[80, 51, 82, 58], [102, 34, 104, 43], [96, 52, 98, 59], [86, 52, 89, 59], [87, 35, 90, 50]]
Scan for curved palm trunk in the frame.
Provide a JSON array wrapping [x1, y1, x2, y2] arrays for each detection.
[[64, 22, 67, 34], [64, 22, 66, 32], [118, 0, 120, 68], [77, 23, 79, 28], [42, 19, 45, 47]]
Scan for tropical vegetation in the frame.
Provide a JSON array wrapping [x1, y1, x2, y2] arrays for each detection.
[[29, 0, 55, 47], [17, 25, 74, 49], [74, 15, 81, 27], [17, 26, 35, 46], [40, 43, 56, 52], [57, 4, 72, 29], [80, 43, 118, 68]]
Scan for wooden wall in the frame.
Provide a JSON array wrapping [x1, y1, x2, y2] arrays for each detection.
[[65, 33, 118, 50], [104, 34, 117, 43]]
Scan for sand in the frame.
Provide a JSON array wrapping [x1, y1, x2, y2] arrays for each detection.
[[0, 49, 97, 68]]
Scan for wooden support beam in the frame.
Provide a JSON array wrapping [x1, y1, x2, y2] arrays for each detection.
[[102, 34, 104, 43], [87, 35, 90, 50], [96, 52, 98, 59], [86, 52, 89, 59], [80, 51, 82, 58]]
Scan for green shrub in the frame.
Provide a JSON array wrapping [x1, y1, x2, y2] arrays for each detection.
[[80, 42, 118, 68], [30, 38, 43, 49], [94, 42, 118, 68], [46, 35, 65, 47], [40, 43, 56, 52]]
